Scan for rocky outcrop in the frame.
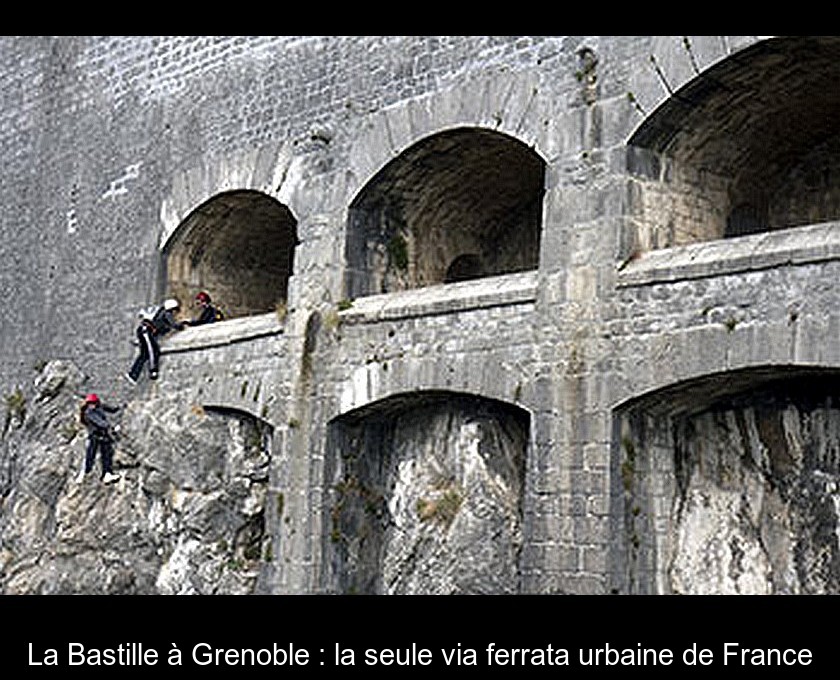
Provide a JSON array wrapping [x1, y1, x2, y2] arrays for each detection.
[[668, 398, 840, 594], [326, 395, 527, 594], [0, 360, 270, 594], [621, 379, 840, 594]]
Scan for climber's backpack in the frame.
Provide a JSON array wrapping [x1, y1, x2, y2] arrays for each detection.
[[138, 304, 159, 323]]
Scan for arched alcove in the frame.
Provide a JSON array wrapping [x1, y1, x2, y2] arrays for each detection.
[[627, 36, 840, 250], [162, 190, 297, 319], [345, 127, 545, 298], [444, 253, 483, 283], [324, 390, 529, 594], [613, 366, 840, 594]]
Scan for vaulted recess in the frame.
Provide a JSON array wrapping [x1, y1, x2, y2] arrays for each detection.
[[163, 190, 297, 319], [324, 391, 529, 594], [613, 367, 840, 595], [627, 36, 840, 250], [345, 127, 545, 298]]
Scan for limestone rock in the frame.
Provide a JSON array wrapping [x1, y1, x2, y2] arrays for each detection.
[[0, 360, 269, 594]]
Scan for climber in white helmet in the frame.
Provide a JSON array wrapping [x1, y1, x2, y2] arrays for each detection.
[[125, 297, 184, 385]]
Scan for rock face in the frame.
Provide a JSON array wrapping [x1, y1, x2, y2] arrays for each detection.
[[325, 394, 527, 594], [621, 377, 840, 594], [669, 397, 840, 594], [2, 362, 529, 595], [0, 360, 270, 594]]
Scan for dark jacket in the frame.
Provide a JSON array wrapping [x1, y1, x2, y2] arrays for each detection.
[[81, 403, 120, 441], [188, 304, 221, 326], [145, 307, 185, 337]]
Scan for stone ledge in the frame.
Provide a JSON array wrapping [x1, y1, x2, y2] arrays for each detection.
[[338, 270, 538, 324], [618, 221, 840, 287], [162, 313, 284, 353]]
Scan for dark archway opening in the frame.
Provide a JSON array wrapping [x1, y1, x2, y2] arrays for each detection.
[[444, 253, 483, 283], [345, 128, 545, 298], [163, 190, 297, 319], [627, 37, 840, 250]]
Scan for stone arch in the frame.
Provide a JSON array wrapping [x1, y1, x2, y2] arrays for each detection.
[[344, 127, 546, 298], [323, 390, 529, 594], [627, 36, 840, 250], [162, 190, 297, 319], [444, 253, 483, 283], [201, 401, 274, 430], [612, 365, 840, 595]]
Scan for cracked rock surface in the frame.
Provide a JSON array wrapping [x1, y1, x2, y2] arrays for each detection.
[[0, 360, 269, 594]]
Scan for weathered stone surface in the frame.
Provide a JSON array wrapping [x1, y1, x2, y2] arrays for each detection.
[[326, 395, 527, 594], [0, 360, 269, 594], [5, 37, 840, 596], [619, 378, 840, 594]]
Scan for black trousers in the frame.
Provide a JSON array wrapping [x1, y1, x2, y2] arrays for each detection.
[[128, 324, 160, 380], [84, 435, 114, 477]]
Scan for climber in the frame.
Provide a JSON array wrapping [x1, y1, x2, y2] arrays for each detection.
[[184, 290, 223, 326], [75, 393, 121, 484], [125, 297, 184, 385]]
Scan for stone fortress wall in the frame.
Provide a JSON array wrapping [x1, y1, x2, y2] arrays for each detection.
[[3, 36, 840, 594]]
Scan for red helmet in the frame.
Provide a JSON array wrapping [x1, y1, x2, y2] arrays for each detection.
[[84, 393, 100, 404], [195, 291, 211, 304]]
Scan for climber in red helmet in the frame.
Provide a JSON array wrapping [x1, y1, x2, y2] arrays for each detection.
[[75, 393, 121, 484], [184, 290, 223, 326]]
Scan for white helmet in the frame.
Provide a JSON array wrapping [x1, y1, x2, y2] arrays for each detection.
[[163, 298, 179, 311]]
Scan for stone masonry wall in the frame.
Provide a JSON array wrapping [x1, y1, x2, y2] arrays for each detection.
[[9, 36, 840, 595], [0, 36, 578, 398]]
